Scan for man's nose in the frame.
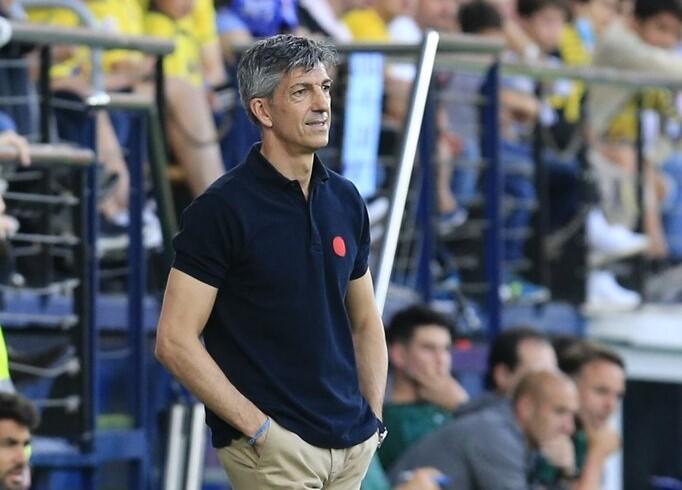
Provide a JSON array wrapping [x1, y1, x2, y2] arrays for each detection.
[[312, 87, 330, 110], [13, 447, 27, 466]]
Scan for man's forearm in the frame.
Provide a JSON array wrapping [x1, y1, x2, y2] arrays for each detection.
[[352, 320, 388, 419], [572, 450, 608, 490], [156, 335, 266, 436]]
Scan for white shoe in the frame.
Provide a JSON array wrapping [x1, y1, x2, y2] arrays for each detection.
[[583, 270, 641, 315], [587, 209, 649, 266]]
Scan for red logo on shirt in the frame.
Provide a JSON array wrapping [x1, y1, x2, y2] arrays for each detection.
[[332, 236, 346, 257]]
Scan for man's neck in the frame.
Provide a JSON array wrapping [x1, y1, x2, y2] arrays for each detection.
[[260, 139, 315, 197], [390, 375, 420, 404]]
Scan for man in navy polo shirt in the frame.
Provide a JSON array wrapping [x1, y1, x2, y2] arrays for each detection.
[[155, 34, 388, 489]]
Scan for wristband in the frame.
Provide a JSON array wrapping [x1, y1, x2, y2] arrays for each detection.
[[377, 419, 388, 448], [248, 417, 270, 446]]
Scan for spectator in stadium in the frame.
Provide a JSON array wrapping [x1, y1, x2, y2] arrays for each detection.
[[389, 370, 579, 490], [589, 0, 682, 261], [441, 0, 558, 304], [535, 340, 625, 489], [142, 0, 227, 195], [509, 0, 643, 309], [0, 111, 29, 241], [442, 326, 558, 453], [155, 35, 387, 489], [378, 305, 469, 472], [526, 0, 648, 312], [25, 3, 136, 227], [484, 326, 558, 398], [0, 392, 38, 490]]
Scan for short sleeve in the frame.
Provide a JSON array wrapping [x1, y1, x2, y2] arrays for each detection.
[[350, 197, 370, 280], [172, 193, 239, 288]]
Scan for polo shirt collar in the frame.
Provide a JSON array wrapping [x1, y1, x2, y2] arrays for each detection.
[[247, 143, 329, 189]]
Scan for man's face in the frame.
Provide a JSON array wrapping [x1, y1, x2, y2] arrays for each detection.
[[576, 360, 625, 430], [0, 420, 30, 490], [489, 0, 515, 19], [586, 0, 619, 33], [498, 338, 558, 394], [523, 380, 579, 448], [416, 0, 458, 31], [392, 325, 453, 380], [522, 6, 567, 53], [377, 0, 406, 20], [636, 12, 682, 49], [259, 64, 332, 155], [153, 0, 195, 19]]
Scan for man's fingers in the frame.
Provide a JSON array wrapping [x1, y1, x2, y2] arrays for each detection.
[[0, 132, 31, 166]]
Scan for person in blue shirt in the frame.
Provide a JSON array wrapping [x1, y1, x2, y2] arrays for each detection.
[[216, 0, 300, 39]]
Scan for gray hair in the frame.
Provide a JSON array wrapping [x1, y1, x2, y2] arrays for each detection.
[[237, 34, 337, 124]]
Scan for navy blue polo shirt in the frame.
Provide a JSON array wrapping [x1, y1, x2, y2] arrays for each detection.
[[172, 144, 378, 449]]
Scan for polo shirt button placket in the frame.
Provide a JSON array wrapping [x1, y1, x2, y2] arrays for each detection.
[[307, 185, 322, 253]]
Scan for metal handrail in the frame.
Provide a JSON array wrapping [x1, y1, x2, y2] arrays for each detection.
[[231, 33, 502, 57], [0, 144, 95, 166], [333, 34, 503, 55], [18, 0, 106, 94], [436, 54, 682, 89], [7, 20, 174, 55], [374, 31, 440, 314]]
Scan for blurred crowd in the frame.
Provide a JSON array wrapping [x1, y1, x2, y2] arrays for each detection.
[[364, 303, 625, 490], [0, 0, 680, 308], [0, 1, 678, 489]]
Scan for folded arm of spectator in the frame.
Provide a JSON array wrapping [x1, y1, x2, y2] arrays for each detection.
[[571, 425, 620, 490], [540, 434, 577, 480]]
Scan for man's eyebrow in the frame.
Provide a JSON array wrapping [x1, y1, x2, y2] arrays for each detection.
[[289, 79, 334, 90]]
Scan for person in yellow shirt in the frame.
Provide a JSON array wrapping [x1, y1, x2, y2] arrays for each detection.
[[141, 0, 226, 196], [342, 6, 391, 41], [25, 1, 152, 225]]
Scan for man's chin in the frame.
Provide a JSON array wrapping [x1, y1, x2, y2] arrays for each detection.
[[306, 138, 329, 152], [3, 470, 28, 490], [3, 477, 25, 490]]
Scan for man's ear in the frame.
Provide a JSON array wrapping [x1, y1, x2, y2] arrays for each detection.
[[250, 98, 273, 128], [389, 343, 408, 370], [516, 394, 532, 425], [494, 364, 512, 393]]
